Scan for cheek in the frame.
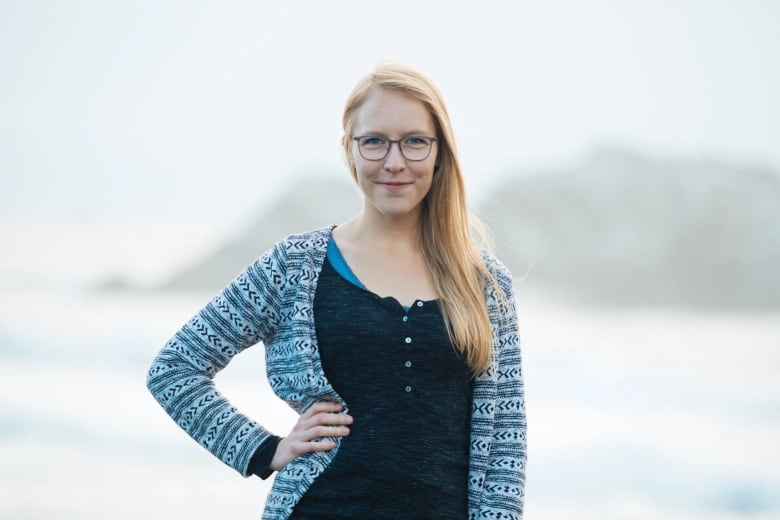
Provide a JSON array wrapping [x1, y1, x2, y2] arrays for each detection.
[[348, 150, 364, 180], [417, 161, 437, 181], [353, 162, 375, 191]]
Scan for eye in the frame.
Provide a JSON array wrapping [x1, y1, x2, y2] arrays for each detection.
[[403, 136, 431, 148], [360, 136, 387, 148]]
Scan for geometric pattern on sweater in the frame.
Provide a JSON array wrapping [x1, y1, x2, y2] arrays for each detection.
[[147, 226, 527, 520]]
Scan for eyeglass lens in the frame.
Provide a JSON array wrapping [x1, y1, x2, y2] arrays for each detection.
[[357, 136, 434, 161]]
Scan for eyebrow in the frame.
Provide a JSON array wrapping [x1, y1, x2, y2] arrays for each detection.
[[358, 130, 435, 137]]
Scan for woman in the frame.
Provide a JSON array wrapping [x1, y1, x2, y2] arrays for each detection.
[[147, 62, 526, 519]]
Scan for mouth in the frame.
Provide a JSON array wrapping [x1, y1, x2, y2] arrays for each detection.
[[377, 181, 411, 192]]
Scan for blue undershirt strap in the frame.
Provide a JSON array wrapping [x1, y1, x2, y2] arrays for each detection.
[[327, 236, 367, 290]]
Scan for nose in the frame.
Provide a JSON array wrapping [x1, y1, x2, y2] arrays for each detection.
[[383, 141, 406, 172]]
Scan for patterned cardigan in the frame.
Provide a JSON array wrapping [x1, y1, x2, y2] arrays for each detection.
[[147, 226, 527, 519]]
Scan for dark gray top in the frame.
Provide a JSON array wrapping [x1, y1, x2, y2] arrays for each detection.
[[289, 249, 473, 519]]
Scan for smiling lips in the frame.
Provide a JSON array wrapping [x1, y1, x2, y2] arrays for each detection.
[[377, 181, 412, 192]]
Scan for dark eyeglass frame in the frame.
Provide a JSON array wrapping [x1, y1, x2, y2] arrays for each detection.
[[353, 135, 438, 161]]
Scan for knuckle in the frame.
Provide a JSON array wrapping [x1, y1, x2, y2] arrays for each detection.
[[311, 413, 330, 425]]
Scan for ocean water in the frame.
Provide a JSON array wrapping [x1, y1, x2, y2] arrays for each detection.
[[0, 286, 778, 519]]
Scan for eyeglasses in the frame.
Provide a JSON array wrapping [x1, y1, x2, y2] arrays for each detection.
[[353, 135, 437, 161]]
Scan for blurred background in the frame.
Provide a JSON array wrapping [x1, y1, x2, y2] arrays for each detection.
[[1, 1, 779, 518]]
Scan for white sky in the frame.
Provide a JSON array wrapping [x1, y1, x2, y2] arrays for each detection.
[[1, 0, 779, 235]]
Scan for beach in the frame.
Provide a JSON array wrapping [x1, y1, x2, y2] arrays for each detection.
[[1, 280, 778, 519]]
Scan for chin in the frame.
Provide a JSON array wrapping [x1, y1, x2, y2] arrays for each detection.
[[370, 201, 423, 220]]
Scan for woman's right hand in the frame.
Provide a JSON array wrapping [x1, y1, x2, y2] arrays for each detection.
[[270, 401, 353, 472]]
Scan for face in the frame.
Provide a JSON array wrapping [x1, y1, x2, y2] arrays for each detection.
[[348, 88, 438, 223]]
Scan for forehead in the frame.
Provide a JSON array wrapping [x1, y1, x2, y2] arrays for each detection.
[[352, 88, 435, 136]]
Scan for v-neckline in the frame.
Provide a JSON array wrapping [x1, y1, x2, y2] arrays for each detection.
[[325, 238, 439, 311]]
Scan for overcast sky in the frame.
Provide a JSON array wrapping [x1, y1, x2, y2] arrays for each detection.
[[2, 0, 778, 234]]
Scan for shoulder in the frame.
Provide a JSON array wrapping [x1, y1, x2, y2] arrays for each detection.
[[479, 249, 514, 293], [241, 226, 332, 294], [262, 226, 333, 261], [244, 226, 332, 279]]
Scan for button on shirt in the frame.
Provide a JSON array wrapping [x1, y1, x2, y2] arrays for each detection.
[[290, 254, 473, 520]]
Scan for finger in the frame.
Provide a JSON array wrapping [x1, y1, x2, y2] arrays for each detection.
[[300, 439, 338, 453], [299, 425, 351, 442], [306, 411, 353, 427], [299, 414, 351, 434], [274, 436, 338, 467], [302, 401, 343, 418]]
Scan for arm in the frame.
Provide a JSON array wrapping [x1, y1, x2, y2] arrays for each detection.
[[146, 242, 287, 476], [484, 263, 528, 517]]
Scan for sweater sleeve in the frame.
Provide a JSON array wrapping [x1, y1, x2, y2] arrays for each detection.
[[248, 435, 283, 479], [483, 258, 528, 518], [146, 241, 288, 476]]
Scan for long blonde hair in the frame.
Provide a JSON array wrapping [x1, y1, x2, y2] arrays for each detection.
[[342, 62, 497, 375]]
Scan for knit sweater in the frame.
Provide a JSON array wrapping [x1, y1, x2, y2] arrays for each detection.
[[147, 226, 527, 519]]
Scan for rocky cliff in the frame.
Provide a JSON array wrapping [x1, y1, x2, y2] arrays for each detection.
[[159, 149, 780, 308], [480, 149, 780, 307]]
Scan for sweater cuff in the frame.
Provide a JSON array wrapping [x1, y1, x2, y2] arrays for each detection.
[[248, 435, 283, 480]]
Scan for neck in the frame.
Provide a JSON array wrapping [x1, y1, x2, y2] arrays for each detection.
[[337, 207, 422, 251]]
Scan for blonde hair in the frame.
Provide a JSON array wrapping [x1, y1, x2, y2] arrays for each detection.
[[342, 62, 497, 375]]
